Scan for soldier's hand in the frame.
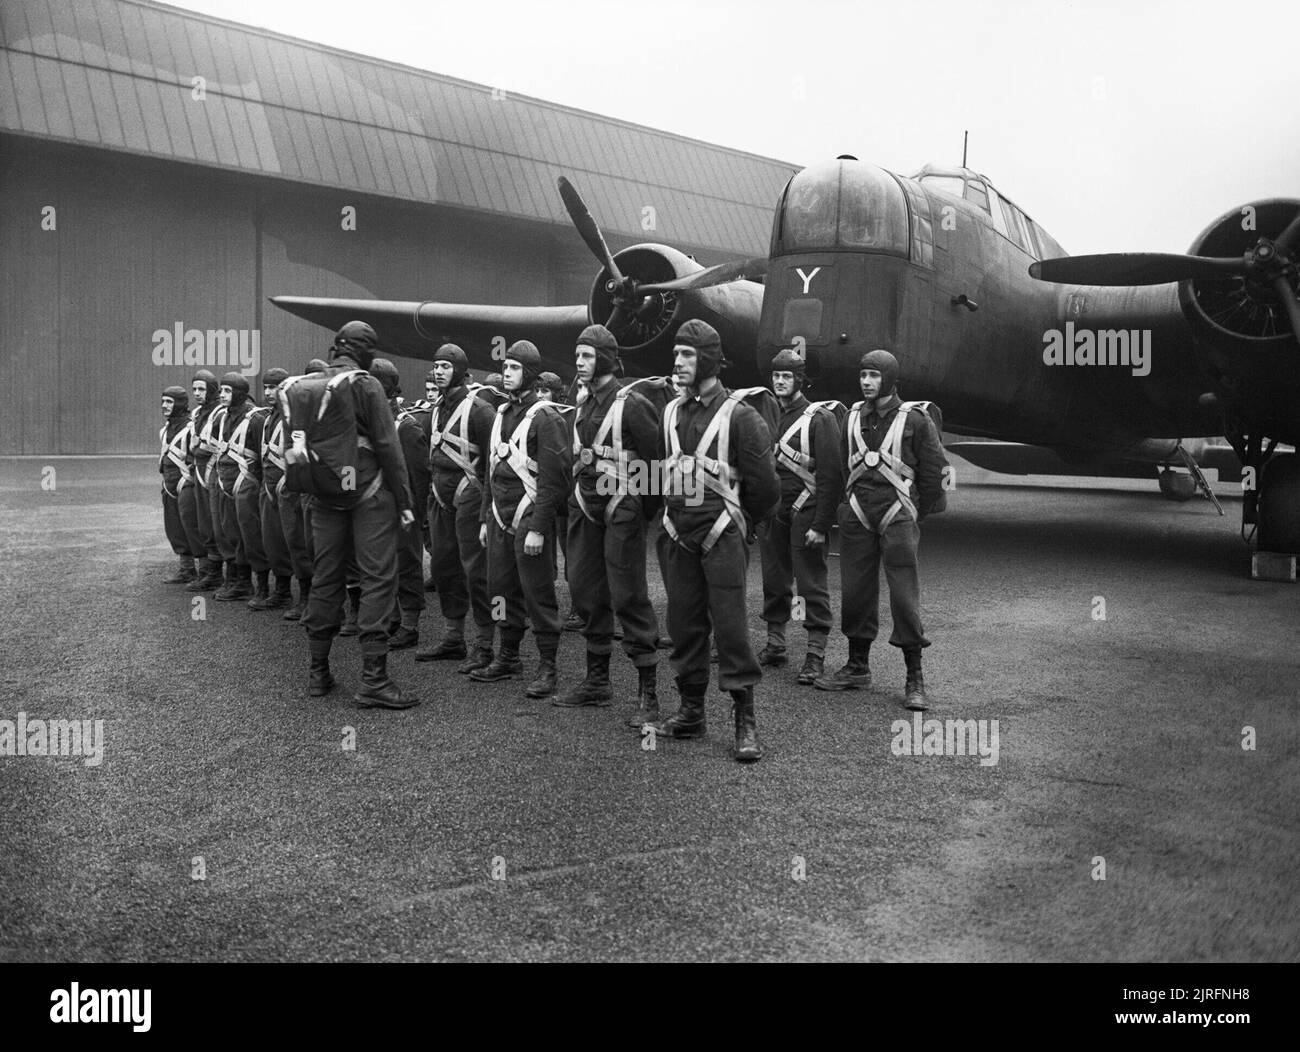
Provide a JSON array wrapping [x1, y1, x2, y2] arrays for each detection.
[[399, 509, 415, 529], [523, 529, 544, 556], [479, 523, 488, 549], [805, 528, 826, 548]]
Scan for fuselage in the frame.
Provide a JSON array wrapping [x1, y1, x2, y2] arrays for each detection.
[[746, 158, 1222, 451]]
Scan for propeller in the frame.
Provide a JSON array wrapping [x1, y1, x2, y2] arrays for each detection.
[[637, 256, 768, 294], [1029, 207, 1300, 347], [557, 176, 624, 286], [556, 175, 768, 341]]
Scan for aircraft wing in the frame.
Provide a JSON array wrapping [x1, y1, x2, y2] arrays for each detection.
[[270, 296, 590, 371], [947, 438, 1243, 482]]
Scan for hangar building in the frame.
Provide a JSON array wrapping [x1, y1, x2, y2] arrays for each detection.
[[0, 0, 799, 453]]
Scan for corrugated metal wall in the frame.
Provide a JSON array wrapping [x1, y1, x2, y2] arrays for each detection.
[[1, 135, 584, 454]]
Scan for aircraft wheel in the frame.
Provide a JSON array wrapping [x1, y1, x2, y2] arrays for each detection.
[[1158, 468, 1196, 502], [1258, 452, 1300, 554]]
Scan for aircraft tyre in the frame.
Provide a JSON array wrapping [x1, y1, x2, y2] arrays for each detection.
[[1158, 468, 1196, 502], [1257, 453, 1300, 554]]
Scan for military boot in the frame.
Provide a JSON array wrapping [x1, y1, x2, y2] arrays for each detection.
[[185, 558, 211, 591], [213, 560, 240, 600], [354, 650, 420, 709], [246, 570, 271, 609], [188, 557, 223, 592], [164, 555, 197, 584], [757, 643, 788, 668], [814, 640, 871, 691], [730, 687, 762, 763], [282, 577, 311, 621], [903, 648, 928, 711], [338, 587, 361, 636], [469, 643, 522, 682], [228, 564, 253, 601], [554, 651, 612, 707], [388, 624, 420, 650], [308, 639, 336, 697], [797, 653, 825, 686], [415, 626, 466, 661], [457, 645, 494, 674], [626, 664, 659, 728], [525, 640, 559, 699], [260, 574, 292, 611], [649, 682, 707, 739]]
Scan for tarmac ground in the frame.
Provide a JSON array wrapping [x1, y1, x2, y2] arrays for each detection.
[[0, 458, 1296, 962]]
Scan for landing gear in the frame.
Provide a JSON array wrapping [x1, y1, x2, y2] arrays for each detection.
[[1258, 453, 1300, 554], [1227, 421, 1299, 556], [1158, 468, 1196, 502]]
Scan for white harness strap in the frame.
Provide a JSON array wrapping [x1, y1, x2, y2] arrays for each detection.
[[159, 422, 192, 497], [429, 393, 481, 509], [488, 400, 556, 534], [160, 422, 192, 477], [844, 400, 930, 532], [572, 377, 665, 525], [776, 400, 839, 513], [201, 407, 227, 489], [219, 407, 266, 496], [196, 406, 225, 489], [263, 415, 285, 498], [662, 387, 766, 554]]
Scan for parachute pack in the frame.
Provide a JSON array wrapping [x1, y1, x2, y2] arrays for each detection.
[[278, 371, 380, 506]]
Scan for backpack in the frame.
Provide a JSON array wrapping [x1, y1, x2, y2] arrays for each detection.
[[279, 371, 378, 506]]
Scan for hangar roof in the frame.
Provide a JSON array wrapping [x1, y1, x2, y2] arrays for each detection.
[[0, 0, 799, 256]]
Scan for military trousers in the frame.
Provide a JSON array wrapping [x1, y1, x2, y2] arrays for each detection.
[[429, 486, 492, 642], [485, 512, 560, 654], [212, 486, 244, 564], [161, 487, 191, 556], [233, 480, 266, 573], [279, 489, 313, 581], [838, 504, 929, 649], [302, 487, 399, 652], [567, 497, 658, 666], [259, 486, 292, 578], [395, 506, 426, 624], [657, 522, 761, 692], [180, 476, 222, 562], [759, 501, 832, 651]]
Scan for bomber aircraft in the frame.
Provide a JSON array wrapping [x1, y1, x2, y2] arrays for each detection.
[[272, 157, 1300, 556]]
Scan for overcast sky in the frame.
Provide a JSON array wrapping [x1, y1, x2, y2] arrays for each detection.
[[169, 0, 1298, 257]]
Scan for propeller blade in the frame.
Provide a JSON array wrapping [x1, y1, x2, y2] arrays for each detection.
[[1274, 208, 1300, 256], [605, 304, 629, 334], [637, 256, 769, 294], [1270, 275, 1300, 346], [557, 176, 623, 284], [1029, 253, 1246, 286]]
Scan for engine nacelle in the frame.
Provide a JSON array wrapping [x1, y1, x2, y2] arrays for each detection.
[[1179, 199, 1299, 348], [588, 244, 763, 379]]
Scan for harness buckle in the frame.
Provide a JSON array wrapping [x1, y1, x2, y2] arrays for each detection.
[[496, 441, 511, 459], [579, 447, 594, 466], [864, 450, 880, 468]]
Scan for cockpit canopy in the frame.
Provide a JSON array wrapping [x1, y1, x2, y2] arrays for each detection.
[[772, 159, 910, 257]]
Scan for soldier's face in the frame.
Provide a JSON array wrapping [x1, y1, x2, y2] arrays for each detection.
[[219, 385, 233, 406], [673, 346, 698, 388], [534, 387, 552, 402], [161, 397, 174, 418], [191, 382, 206, 405], [432, 361, 455, 390], [772, 371, 796, 398], [425, 382, 438, 400], [860, 369, 883, 401], [262, 385, 276, 404], [502, 361, 525, 392], [575, 346, 597, 384]]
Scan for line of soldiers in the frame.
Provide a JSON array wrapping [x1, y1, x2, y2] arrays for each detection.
[[159, 319, 948, 764]]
